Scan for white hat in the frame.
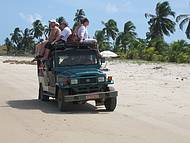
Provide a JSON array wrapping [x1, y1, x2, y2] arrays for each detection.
[[49, 19, 59, 26], [49, 19, 56, 23], [55, 22, 60, 26]]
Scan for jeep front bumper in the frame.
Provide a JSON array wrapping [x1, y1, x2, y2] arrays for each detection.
[[64, 91, 118, 102]]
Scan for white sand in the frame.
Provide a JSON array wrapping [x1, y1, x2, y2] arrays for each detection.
[[0, 56, 190, 143]]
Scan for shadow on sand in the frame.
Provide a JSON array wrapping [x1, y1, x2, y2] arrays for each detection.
[[7, 99, 107, 114]]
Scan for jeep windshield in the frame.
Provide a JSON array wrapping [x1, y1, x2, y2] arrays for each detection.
[[56, 49, 99, 67]]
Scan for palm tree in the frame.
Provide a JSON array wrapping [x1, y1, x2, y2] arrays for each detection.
[[102, 19, 119, 49], [56, 16, 65, 24], [31, 20, 44, 41], [5, 37, 13, 55], [123, 21, 137, 38], [10, 27, 23, 48], [94, 30, 109, 51], [44, 25, 50, 40], [102, 19, 119, 41], [74, 9, 86, 22], [21, 28, 35, 54], [73, 9, 86, 31], [115, 21, 137, 52], [176, 14, 190, 39], [145, 1, 176, 40]]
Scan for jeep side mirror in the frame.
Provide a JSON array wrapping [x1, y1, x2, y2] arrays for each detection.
[[101, 57, 106, 63]]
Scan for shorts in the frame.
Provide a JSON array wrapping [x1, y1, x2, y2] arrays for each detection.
[[45, 42, 53, 50], [57, 39, 66, 44]]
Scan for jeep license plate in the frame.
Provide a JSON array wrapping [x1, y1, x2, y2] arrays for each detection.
[[86, 94, 99, 100]]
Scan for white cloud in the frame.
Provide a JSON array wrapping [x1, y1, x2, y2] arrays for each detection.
[[105, 3, 119, 13], [105, 1, 133, 14], [19, 12, 42, 23]]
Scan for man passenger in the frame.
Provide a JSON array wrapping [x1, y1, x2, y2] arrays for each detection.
[[59, 21, 72, 43]]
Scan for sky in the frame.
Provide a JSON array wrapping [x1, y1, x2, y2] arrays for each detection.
[[0, 0, 190, 44]]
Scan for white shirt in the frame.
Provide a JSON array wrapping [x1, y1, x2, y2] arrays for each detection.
[[77, 25, 88, 41], [60, 27, 72, 42]]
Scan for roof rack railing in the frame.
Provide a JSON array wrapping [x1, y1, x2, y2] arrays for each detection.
[[53, 41, 98, 51]]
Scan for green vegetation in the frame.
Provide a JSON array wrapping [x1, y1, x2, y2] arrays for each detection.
[[0, 45, 8, 56], [1, 1, 190, 63], [145, 1, 176, 40], [95, 1, 190, 63]]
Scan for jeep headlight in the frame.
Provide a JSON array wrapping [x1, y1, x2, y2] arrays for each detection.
[[98, 77, 105, 82], [57, 75, 69, 85], [57, 75, 65, 83], [70, 79, 78, 85]]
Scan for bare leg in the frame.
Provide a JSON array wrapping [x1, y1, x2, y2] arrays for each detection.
[[36, 44, 42, 57], [32, 41, 48, 62], [39, 41, 48, 57], [42, 48, 50, 60]]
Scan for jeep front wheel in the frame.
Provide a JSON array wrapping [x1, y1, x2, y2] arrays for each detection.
[[57, 89, 68, 112], [104, 97, 117, 112]]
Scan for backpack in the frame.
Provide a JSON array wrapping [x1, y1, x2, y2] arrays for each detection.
[[67, 32, 80, 43]]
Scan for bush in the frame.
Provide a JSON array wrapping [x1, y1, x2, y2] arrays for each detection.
[[142, 47, 157, 61], [152, 54, 164, 62], [116, 39, 190, 64], [177, 53, 189, 63], [126, 49, 140, 59]]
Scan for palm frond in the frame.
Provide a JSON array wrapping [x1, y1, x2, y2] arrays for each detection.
[[161, 23, 170, 36], [185, 21, 190, 39], [176, 14, 189, 22], [124, 21, 136, 32], [156, 1, 175, 18], [145, 13, 156, 19], [179, 18, 189, 30], [101, 21, 105, 25], [170, 11, 175, 18]]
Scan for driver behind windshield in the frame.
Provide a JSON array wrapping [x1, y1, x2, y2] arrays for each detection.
[[59, 53, 96, 66], [78, 55, 94, 65]]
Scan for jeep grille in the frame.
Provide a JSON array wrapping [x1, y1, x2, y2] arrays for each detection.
[[79, 77, 97, 84]]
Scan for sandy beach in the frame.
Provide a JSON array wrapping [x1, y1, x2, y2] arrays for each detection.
[[0, 56, 190, 143]]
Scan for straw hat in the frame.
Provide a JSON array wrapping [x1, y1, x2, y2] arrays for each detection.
[[49, 19, 59, 26]]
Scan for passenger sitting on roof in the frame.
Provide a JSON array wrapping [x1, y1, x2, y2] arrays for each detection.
[[42, 19, 61, 60], [71, 17, 84, 42], [32, 19, 61, 61], [77, 18, 97, 43], [33, 39, 48, 62], [57, 21, 72, 43], [44, 19, 61, 49]]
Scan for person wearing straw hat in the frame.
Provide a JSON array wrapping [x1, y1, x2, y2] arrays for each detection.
[[32, 19, 61, 61], [45, 19, 61, 46], [43, 19, 61, 59]]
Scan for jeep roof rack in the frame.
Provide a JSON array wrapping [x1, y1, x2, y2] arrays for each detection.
[[53, 42, 98, 51]]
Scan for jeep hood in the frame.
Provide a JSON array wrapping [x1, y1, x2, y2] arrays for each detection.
[[55, 67, 104, 77]]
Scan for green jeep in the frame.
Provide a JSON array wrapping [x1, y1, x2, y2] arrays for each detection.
[[37, 43, 118, 112]]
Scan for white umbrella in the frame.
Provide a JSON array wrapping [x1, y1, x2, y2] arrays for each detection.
[[100, 51, 118, 58]]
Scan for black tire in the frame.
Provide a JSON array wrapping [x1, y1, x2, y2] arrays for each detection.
[[38, 84, 49, 101], [38, 84, 41, 100], [104, 97, 117, 112], [81, 101, 87, 104], [57, 89, 68, 112], [73, 101, 86, 105]]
